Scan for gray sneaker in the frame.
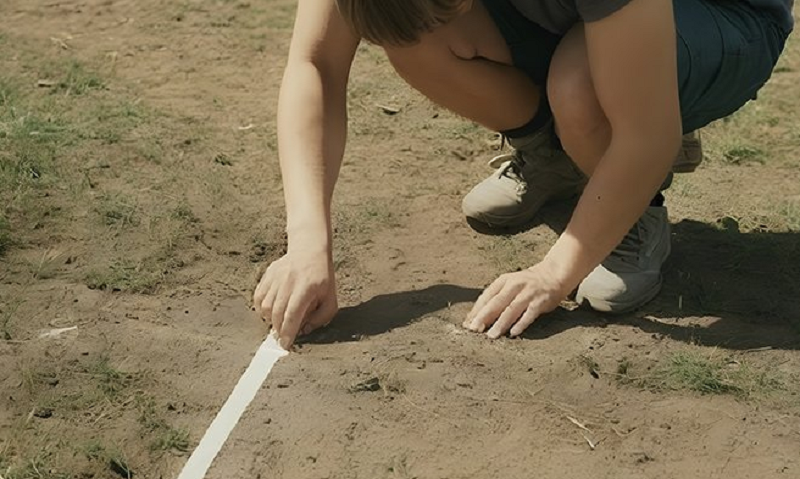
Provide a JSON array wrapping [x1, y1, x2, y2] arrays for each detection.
[[575, 206, 671, 313], [461, 124, 587, 228], [461, 126, 697, 229]]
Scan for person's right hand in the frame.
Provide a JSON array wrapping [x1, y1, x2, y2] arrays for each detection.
[[253, 251, 338, 350]]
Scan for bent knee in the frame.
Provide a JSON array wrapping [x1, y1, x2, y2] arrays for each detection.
[[548, 67, 607, 139], [548, 24, 608, 141]]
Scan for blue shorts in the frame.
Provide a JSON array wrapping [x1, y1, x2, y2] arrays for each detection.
[[484, 0, 791, 133]]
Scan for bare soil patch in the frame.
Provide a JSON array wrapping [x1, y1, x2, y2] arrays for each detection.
[[1, 2, 799, 478]]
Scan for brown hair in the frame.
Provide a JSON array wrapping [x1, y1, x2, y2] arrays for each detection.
[[335, 0, 466, 46]]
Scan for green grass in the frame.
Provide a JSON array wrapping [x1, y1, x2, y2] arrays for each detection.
[[43, 59, 105, 96], [779, 199, 800, 231], [171, 202, 199, 224], [0, 54, 194, 299], [89, 101, 148, 144], [655, 352, 743, 394], [81, 440, 133, 479], [0, 75, 71, 250], [137, 397, 191, 454], [25, 355, 138, 417], [29, 249, 65, 281], [619, 350, 784, 399], [0, 214, 11, 256], [0, 57, 154, 257], [0, 452, 70, 479], [134, 140, 164, 163], [149, 427, 191, 454], [85, 259, 165, 294], [0, 114, 61, 194], [96, 194, 139, 228], [87, 356, 134, 398], [0, 300, 22, 341], [723, 144, 765, 165], [0, 76, 20, 107]]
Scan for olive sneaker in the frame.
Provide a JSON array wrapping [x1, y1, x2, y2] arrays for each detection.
[[461, 123, 587, 228], [462, 129, 701, 229], [575, 206, 671, 313], [673, 131, 704, 173]]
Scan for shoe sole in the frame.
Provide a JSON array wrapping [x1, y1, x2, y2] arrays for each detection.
[[465, 186, 583, 229], [578, 274, 663, 314]]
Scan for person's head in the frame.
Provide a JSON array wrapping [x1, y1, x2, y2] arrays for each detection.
[[335, 0, 472, 46]]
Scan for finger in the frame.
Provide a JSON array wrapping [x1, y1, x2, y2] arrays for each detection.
[[278, 290, 315, 350], [486, 298, 530, 339], [469, 283, 523, 333], [509, 305, 543, 337], [269, 281, 290, 336], [252, 267, 273, 310], [259, 281, 279, 327], [465, 276, 507, 326], [300, 296, 337, 336], [468, 278, 505, 320]]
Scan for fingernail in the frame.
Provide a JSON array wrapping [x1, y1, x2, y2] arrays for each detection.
[[477, 324, 486, 334], [279, 337, 290, 350]]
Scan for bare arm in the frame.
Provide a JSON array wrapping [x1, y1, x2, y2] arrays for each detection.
[[465, 0, 682, 338], [279, 0, 359, 253], [254, 0, 360, 348], [544, 0, 682, 289]]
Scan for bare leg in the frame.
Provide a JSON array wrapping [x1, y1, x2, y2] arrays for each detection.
[[382, 0, 542, 133], [397, 3, 588, 230], [547, 24, 611, 177]]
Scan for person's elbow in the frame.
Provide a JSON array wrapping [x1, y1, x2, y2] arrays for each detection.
[[613, 109, 682, 168]]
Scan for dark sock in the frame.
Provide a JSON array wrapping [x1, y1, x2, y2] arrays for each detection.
[[500, 97, 552, 139], [650, 192, 665, 207]]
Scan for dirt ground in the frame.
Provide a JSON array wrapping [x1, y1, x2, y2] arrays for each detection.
[[1, 1, 799, 478]]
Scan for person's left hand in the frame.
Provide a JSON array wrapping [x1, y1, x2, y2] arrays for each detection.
[[463, 261, 568, 339]]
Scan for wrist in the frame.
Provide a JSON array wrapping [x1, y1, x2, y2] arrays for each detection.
[[529, 258, 573, 298], [537, 236, 592, 296], [286, 236, 331, 257], [286, 215, 332, 249]]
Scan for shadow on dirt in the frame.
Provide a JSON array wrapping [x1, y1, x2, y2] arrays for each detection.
[[297, 284, 481, 345], [524, 219, 800, 350], [637, 219, 800, 349], [305, 218, 800, 350]]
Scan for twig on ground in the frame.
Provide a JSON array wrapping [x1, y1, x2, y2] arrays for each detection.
[[582, 433, 601, 450], [50, 37, 70, 50], [376, 104, 400, 115], [566, 415, 593, 434], [612, 426, 636, 437], [741, 346, 773, 353]]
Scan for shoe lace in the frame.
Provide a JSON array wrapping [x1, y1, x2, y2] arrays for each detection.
[[612, 218, 652, 266], [487, 151, 527, 193]]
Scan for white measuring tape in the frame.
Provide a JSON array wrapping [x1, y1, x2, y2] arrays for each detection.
[[177, 334, 288, 479]]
